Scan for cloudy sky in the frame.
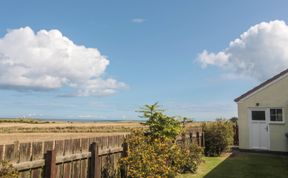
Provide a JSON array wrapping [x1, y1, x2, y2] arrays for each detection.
[[0, 0, 287, 121]]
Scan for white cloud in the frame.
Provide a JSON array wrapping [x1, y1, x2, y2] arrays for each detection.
[[0, 27, 126, 96], [131, 18, 146, 23], [198, 50, 230, 68], [198, 20, 288, 81], [76, 78, 127, 97]]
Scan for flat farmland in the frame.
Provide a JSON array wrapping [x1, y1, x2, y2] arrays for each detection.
[[0, 121, 142, 128], [0, 132, 130, 144], [0, 121, 143, 144], [0, 120, 200, 144]]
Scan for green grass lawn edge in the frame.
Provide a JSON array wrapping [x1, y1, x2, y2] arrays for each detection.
[[178, 152, 288, 178]]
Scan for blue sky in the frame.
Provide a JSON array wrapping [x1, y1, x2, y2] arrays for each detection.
[[0, 0, 288, 121]]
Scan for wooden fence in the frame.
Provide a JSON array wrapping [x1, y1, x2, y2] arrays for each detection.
[[0, 135, 126, 178], [0, 128, 204, 178], [178, 127, 205, 147]]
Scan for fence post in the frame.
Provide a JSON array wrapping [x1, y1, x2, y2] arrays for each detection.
[[90, 142, 101, 178], [201, 132, 205, 147], [189, 132, 192, 144], [182, 133, 186, 147], [196, 132, 200, 146], [45, 150, 56, 178], [121, 141, 128, 178]]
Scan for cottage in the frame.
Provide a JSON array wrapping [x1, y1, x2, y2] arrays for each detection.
[[235, 69, 288, 152]]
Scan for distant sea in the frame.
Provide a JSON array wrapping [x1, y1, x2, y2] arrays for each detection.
[[42, 118, 146, 122], [0, 117, 146, 123]]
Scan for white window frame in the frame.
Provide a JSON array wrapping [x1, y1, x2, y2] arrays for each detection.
[[268, 108, 285, 124]]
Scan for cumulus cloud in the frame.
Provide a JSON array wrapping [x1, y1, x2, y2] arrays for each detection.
[[131, 18, 146, 23], [0, 27, 126, 96], [198, 20, 288, 81]]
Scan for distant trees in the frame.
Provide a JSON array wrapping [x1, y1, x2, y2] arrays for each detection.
[[229, 117, 238, 123]]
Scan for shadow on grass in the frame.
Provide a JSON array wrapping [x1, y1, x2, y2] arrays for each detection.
[[204, 151, 288, 178]]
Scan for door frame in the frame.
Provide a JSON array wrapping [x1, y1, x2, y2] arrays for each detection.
[[248, 108, 270, 150]]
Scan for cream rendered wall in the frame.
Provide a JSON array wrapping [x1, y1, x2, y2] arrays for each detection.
[[237, 75, 288, 152]]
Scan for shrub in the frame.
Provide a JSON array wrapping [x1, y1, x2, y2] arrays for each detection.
[[230, 117, 239, 146], [120, 130, 177, 177], [173, 143, 203, 174], [203, 120, 233, 156], [120, 103, 203, 177], [119, 129, 202, 177], [0, 161, 19, 178]]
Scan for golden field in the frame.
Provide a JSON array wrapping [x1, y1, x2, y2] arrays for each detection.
[[0, 120, 142, 144], [0, 119, 201, 144]]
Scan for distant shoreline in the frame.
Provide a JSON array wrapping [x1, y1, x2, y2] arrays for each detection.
[[0, 117, 146, 123]]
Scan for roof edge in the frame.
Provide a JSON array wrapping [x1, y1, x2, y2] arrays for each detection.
[[234, 68, 288, 102]]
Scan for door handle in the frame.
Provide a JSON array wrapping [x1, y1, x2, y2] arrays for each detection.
[[266, 126, 269, 132]]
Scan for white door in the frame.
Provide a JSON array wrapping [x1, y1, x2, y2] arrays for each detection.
[[249, 109, 270, 150]]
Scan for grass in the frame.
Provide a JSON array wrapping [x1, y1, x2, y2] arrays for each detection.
[[178, 154, 229, 178], [178, 151, 288, 178]]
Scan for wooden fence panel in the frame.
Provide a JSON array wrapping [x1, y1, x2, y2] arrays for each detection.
[[19, 170, 30, 178], [108, 136, 113, 147], [44, 141, 54, 154], [95, 137, 102, 148], [90, 142, 101, 178], [113, 136, 121, 176], [55, 140, 64, 178], [115, 152, 121, 177], [196, 132, 200, 146], [4, 144, 16, 163], [103, 136, 109, 149], [0, 144, 4, 161], [44, 141, 55, 178], [100, 138, 105, 176], [72, 139, 81, 178], [31, 142, 43, 178], [121, 142, 128, 178], [80, 138, 89, 178], [1, 131, 202, 178], [19, 142, 31, 162], [45, 150, 56, 178], [88, 137, 96, 145], [63, 139, 72, 178], [18, 142, 32, 178]]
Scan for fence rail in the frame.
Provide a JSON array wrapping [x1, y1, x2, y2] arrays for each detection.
[[0, 128, 204, 178], [12, 146, 124, 172]]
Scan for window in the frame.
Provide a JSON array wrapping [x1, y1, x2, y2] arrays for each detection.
[[270, 108, 283, 122], [252, 111, 265, 121]]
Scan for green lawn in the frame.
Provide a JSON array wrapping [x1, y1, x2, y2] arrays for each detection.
[[178, 152, 288, 178]]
